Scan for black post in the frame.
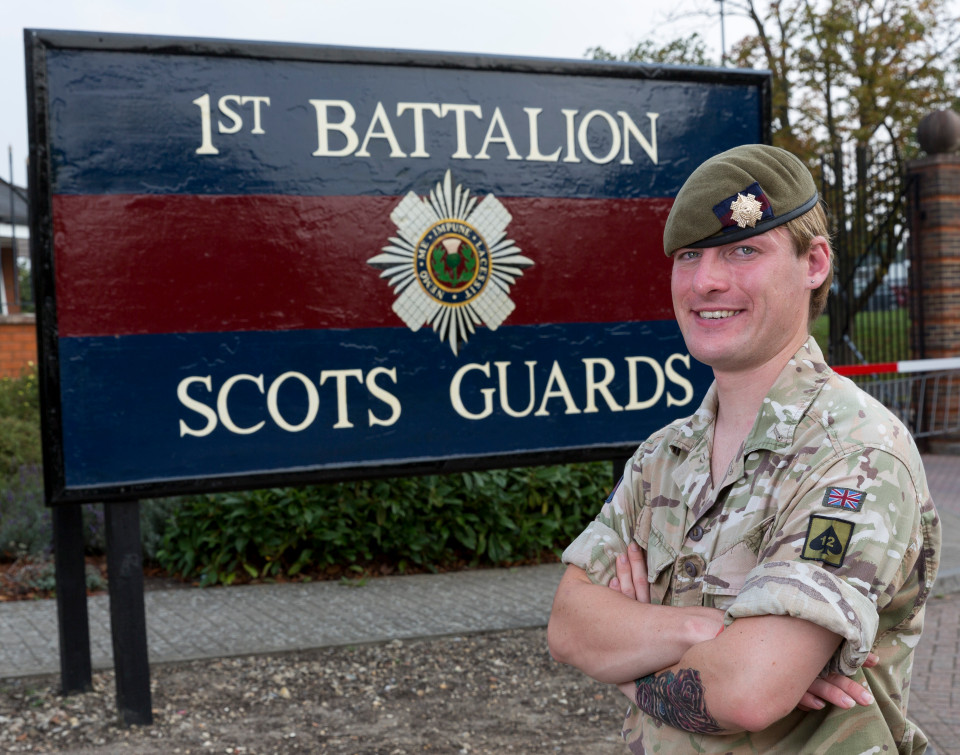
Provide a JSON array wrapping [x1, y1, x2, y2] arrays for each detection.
[[104, 501, 153, 726], [52, 504, 92, 694]]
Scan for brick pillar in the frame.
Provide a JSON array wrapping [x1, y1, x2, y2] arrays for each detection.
[[907, 153, 960, 451]]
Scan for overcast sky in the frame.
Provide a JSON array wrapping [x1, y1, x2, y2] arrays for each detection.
[[2, 0, 758, 186]]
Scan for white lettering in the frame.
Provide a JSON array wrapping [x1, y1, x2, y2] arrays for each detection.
[[665, 353, 695, 407], [309, 99, 360, 157], [218, 374, 266, 435], [582, 358, 623, 413], [495, 360, 538, 417], [178, 375, 218, 437], [450, 362, 495, 420], [476, 107, 522, 161], [366, 367, 402, 426], [578, 109, 621, 164], [397, 102, 442, 158], [193, 94, 219, 155], [524, 107, 562, 162], [625, 357, 665, 410], [618, 111, 658, 165], [356, 101, 407, 158], [440, 104, 483, 159], [266, 372, 319, 432], [534, 361, 581, 416], [217, 95, 244, 134], [241, 96, 271, 134], [319, 369, 364, 428], [561, 108, 580, 163]]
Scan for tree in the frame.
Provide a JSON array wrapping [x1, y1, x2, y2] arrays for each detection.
[[726, 0, 960, 362], [586, 33, 714, 67], [591, 0, 960, 363]]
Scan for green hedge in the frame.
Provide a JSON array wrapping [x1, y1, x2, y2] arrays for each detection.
[[156, 463, 612, 586]]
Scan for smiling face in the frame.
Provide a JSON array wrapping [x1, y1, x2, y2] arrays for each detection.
[[671, 227, 829, 377]]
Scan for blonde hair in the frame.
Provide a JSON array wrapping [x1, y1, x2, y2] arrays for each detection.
[[784, 201, 834, 326]]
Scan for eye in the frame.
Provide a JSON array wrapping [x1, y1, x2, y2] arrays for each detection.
[[675, 249, 701, 261], [732, 245, 757, 257]]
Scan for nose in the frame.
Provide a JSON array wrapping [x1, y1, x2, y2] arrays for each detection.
[[691, 251, 729, 295]]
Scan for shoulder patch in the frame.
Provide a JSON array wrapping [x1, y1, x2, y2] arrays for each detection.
[[801, 515, 854, 568], [821, 486, 864, 512]]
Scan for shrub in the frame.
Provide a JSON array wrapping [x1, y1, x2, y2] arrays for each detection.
[[0, 465, 115, 560], [0, 366, 42, 480], [0, 465, 50, 559], [0, 365, 40, 424], [156, 462, 613, 587]]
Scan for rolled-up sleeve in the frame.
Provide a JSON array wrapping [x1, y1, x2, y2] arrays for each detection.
[[725, 449, 924, 676], [562, 459, 643, 586]]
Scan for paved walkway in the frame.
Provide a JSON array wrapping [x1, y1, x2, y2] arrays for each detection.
[[1, 454, 958, 749]]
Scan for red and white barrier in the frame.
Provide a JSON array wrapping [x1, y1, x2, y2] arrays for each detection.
[[834, 358, 960, 377]]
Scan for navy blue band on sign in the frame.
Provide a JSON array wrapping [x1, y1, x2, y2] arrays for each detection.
[[685, 192, 820, 248]]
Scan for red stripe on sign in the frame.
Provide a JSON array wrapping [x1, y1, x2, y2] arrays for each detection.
[[52, 194, 675, 337], [833, 363, 899, 376]]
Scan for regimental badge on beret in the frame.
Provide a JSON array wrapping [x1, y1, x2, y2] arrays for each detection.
[[713, 181, 774, 232], [729, 193, 764, 228]]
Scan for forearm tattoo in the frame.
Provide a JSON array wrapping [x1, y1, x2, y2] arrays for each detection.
[[634, 668, 723, 734]]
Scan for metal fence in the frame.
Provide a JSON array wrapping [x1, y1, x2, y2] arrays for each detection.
[[819, 142, 913, 368], [854, 371, 960, 439]]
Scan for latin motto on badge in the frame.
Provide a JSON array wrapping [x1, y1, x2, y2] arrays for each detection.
[[367, 171, 534, 355]]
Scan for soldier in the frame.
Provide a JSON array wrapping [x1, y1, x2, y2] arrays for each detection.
[[547, 144, 941, 753]]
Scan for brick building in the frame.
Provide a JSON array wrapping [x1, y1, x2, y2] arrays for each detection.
[[0, 175, 35, 378]]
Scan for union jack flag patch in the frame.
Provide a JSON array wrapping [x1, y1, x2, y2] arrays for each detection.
[[822, 487, 864, 512]]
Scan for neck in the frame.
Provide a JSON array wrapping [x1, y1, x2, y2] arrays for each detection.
[[713, 335, 807, 437]]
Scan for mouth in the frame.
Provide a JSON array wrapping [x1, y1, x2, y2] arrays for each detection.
[[696, 310, 742, 320]]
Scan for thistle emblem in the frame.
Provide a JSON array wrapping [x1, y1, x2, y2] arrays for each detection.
[[367, 171, 534, 355], [729, 192, 764, 228]]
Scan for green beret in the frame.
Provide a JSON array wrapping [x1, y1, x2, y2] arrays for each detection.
[[663, 144, 819, 255]]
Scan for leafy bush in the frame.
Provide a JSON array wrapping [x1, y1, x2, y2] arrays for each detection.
[[156, 462, 613, 587], [0, 365, 40, 423], [0, 366, 42, 481], [0, 465, 50, 558], [0, 465, 112, 560], [0, 417, 41, 480]]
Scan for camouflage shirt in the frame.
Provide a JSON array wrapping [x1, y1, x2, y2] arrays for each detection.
[[562, 338, 941, 754]]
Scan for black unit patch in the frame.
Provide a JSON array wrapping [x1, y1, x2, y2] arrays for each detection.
[[801, 515, 854, 568]]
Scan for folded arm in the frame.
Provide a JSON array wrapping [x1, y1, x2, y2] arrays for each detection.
[[551, 542, 876, 734], [547, 545, 724, 684]]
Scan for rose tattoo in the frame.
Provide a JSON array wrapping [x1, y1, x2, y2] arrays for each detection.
[[634, 668, 723, 734]]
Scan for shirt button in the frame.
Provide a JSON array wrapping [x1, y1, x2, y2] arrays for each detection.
[[689, 525, 704, 542], [683, 560, 699, 577]]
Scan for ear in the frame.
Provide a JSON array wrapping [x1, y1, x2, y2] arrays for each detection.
[[805, 236, 831, 287]]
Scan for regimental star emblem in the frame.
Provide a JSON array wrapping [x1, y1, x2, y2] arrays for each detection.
[[367, 171, 534, 355], [729, 192, 764, 228]]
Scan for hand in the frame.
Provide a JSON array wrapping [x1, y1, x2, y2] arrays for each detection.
[[609, 541, 649, 603], [797, 653, 878, 711]]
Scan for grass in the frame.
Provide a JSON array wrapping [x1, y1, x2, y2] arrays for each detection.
[[812, 308, 911, 366]]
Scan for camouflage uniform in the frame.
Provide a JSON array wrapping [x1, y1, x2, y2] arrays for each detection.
[[562, 338, 941, 754]]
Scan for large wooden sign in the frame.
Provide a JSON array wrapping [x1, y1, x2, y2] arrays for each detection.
[[27, 30, 770, 504]]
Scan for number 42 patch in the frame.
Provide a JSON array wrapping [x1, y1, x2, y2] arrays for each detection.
[[801, 515, 855, 568]]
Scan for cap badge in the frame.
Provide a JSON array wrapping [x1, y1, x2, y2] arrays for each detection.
[[712, 181, 774, 233], [729, 193, 764, 228]]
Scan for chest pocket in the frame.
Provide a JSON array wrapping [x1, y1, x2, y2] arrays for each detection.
[[701, 515, 776, 611]]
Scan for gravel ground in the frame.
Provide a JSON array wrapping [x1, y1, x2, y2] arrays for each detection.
[[0, 628, 631, 754]]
